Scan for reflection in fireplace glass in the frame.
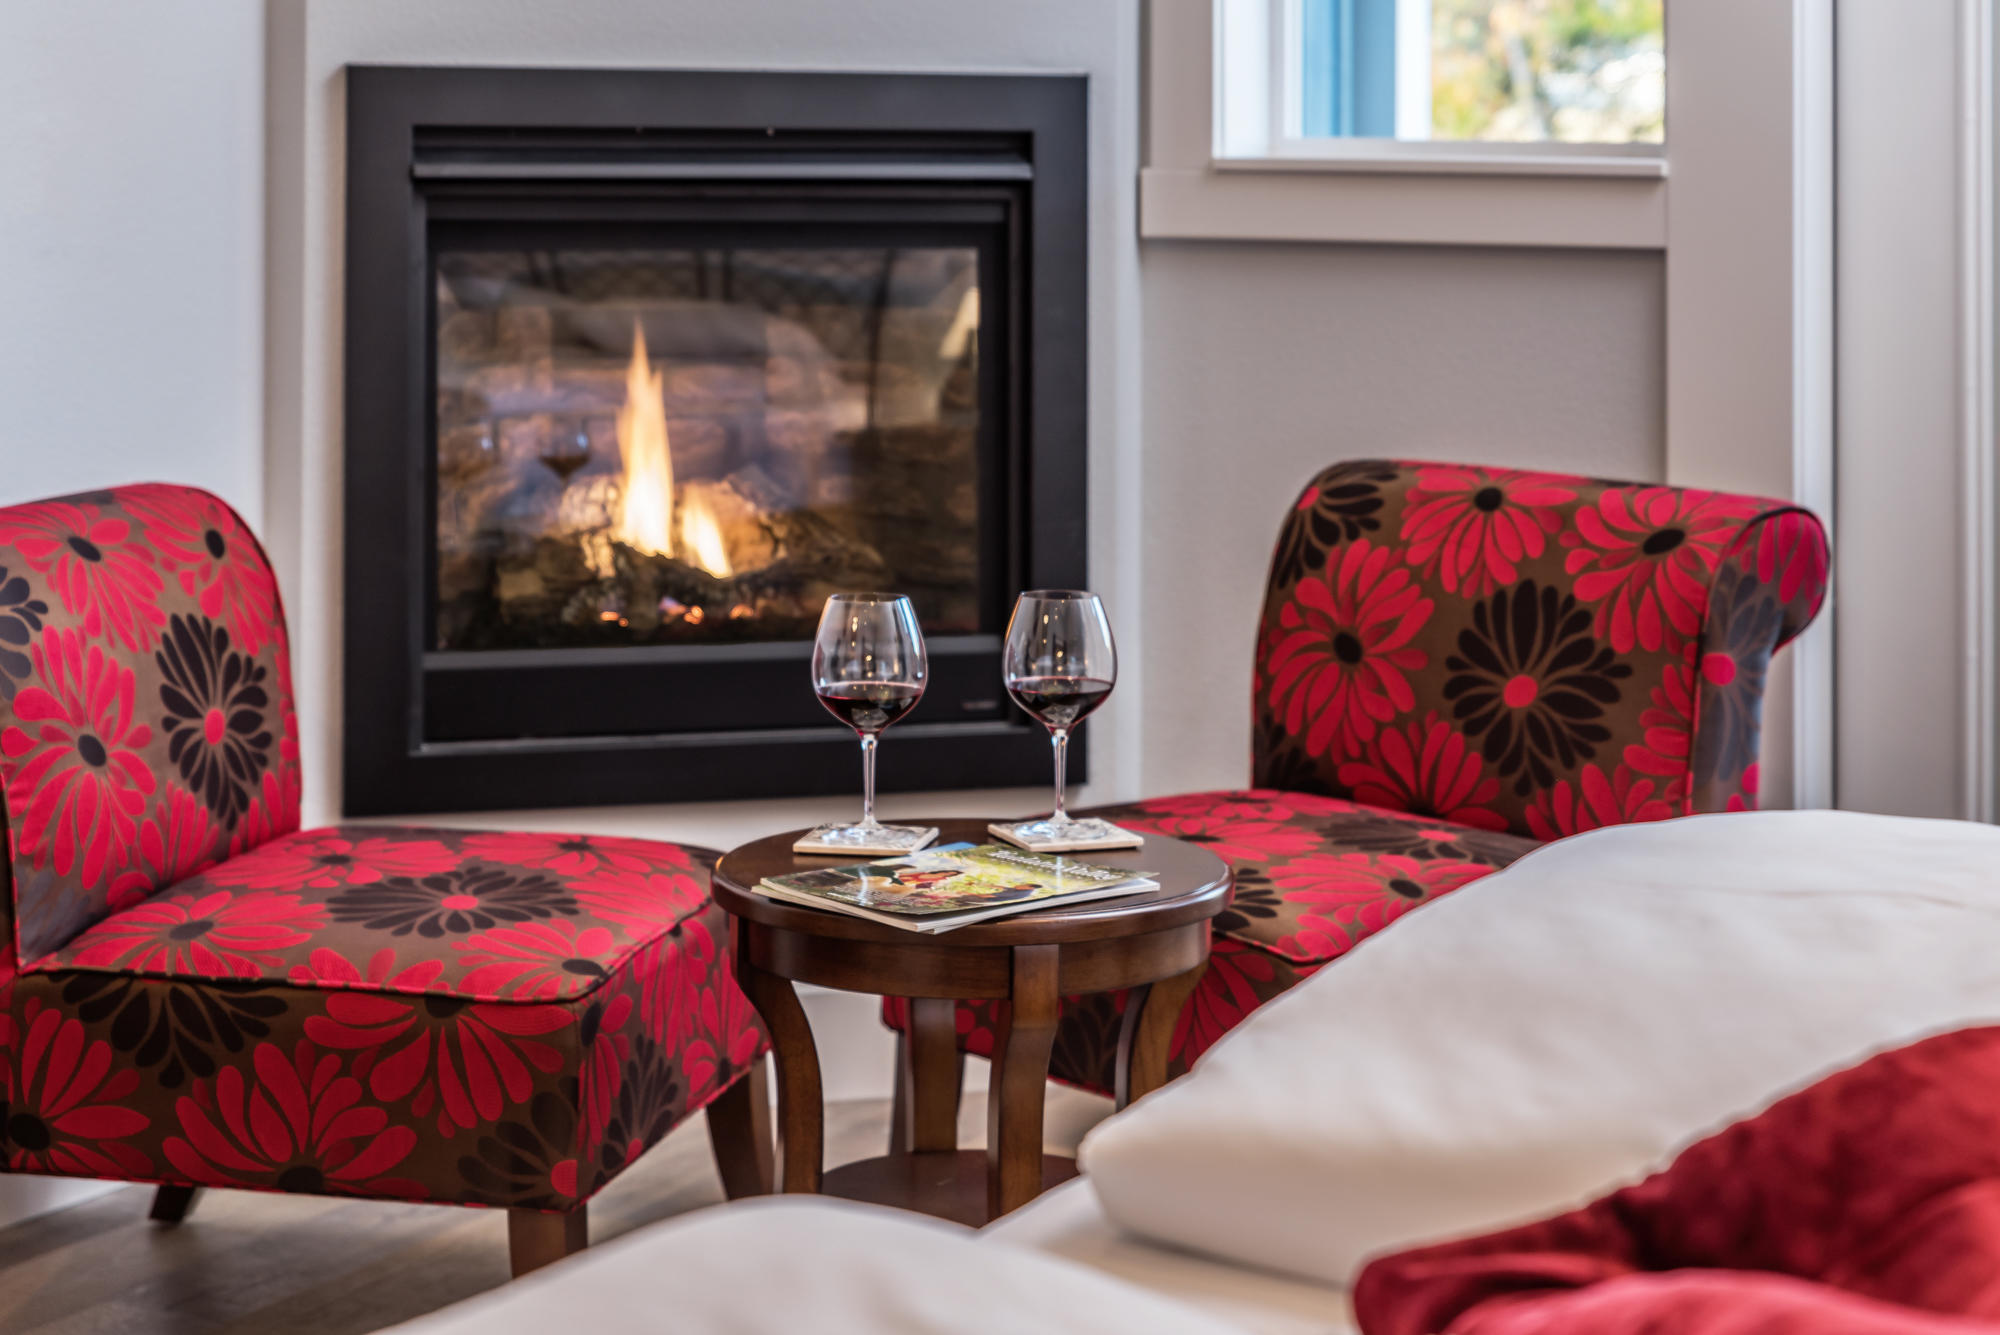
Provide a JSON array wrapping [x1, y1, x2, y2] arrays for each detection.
[[433, 247, 982, 650]]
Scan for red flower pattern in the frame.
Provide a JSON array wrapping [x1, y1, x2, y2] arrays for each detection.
[[1271, 852, 1489, 962], [108, 784, 224, 911], [1560, 486, 1763, 652], [1, 629, 154, 888], [570, 867, 710, 936], [1336, 713, 1507, 830], [64, 889, 325, 979], [1117, 790, 1327, 864], [206, 830, 457, 890], [7, 1003, 151, 1178], [457, 830, 681, 882], [231, 764, 302, 858], [305, 990, 571, 1137], [1400, 465, 1576, 596], [1525, 764, 1677, 840], [1740, 509, 1830, 610], [119, 484, 282, 658], [163, 1039, 420, 1195], [1266, 539, 1432, 757], [0, 499, 164, 651], [453, 919, 622, 1000], [1624, 654, 1698, 801], [1171, 939, 1288, 1066]]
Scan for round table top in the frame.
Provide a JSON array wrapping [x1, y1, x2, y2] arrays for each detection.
[[711, 819, 1233, 947]]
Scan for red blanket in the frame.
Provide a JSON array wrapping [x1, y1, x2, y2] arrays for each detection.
[[1353, 1025, 2000, 1335]]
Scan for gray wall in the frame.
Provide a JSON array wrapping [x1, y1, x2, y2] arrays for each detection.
[[1138, 241, 1667, 794]]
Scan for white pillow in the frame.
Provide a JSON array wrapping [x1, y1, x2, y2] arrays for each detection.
[[1080, 810, 2000, 1288], [379, 1197, 1247, 1335]]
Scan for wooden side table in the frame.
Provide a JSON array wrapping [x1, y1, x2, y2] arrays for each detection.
[[711, 820, 1231, 1224]]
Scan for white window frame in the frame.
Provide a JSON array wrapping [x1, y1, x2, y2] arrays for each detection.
[[1219, 0, 1667, 177]]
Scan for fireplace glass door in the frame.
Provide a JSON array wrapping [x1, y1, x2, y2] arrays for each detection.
[[432, 235, 997, 652]]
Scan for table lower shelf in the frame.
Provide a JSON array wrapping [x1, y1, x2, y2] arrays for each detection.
[[820, 1150, 1080, 1226]]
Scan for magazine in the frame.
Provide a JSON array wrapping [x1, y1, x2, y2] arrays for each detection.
[[756, 843, 1158, 934]]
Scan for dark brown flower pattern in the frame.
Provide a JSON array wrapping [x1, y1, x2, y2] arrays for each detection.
[[1443, 580, 1633, 795], [155, 612, 273, 827], [328, 864, 579, 939]]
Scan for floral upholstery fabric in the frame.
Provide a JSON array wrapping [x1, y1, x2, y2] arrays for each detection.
[[888, 461, 1831, 1097], [0, 484, 763, 1213], [0, 485, 301, 963], [1255, 461, 1828, 834]]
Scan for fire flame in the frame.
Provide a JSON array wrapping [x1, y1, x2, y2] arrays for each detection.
[[680, 492, 733, 578], [611, 319, 731, 579]]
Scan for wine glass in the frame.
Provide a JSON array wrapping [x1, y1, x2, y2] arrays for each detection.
[[998, 590, 1119, 847], [798, 593, 937, 854]]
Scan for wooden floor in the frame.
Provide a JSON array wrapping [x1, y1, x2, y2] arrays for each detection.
[[0, 1087, 1113, 1335]]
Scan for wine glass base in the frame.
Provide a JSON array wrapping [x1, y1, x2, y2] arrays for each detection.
[[793, 823, 940, 857], [987, 817, 1144, 853]]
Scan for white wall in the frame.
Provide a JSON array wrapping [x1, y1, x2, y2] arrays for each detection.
[[0, 0, 265, 1229], [0, 0, 265, 520], [1137, 240, 1666, 794], [1833, 0, 1974, 818]]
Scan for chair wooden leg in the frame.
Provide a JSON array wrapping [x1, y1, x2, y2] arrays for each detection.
[[148, 1185, 203, 1225], [706, 1056, 774, 1198], [508, 1205, 587, 1278]]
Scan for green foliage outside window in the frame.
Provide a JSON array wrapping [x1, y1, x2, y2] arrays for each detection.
[[1432, 0, 1665, 143]]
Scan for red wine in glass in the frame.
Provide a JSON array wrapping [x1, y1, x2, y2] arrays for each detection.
[[816, 681, 925, 733], [1004, 675, 1113, 730], [1000, 591, 1117, 842], [803, 593, 934, 852]]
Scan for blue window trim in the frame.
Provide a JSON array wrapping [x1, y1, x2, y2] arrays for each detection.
[[1299, 0, 1400, 138]]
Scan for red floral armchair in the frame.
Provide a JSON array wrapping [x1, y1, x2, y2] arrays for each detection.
[[0, 484, 769, 1275], [890, 460, 1830, 1098]]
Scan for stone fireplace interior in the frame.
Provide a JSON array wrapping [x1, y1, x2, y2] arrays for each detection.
[[434, 240, 988, 651], [343, 68, 1085, 814]]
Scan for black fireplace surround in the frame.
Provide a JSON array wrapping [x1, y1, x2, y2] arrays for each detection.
[[343, 66, 1087, 815]]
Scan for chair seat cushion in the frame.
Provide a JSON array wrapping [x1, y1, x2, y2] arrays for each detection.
[[1099, 789, 1536, 964], [29, 826, 712, 999], [4, 827, 764, 1209], [884, 790, 1538, 1095]]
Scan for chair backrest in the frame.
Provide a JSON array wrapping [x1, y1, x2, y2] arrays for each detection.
[[0, 484, 301, 963], [1252, 460, 1829, 841]]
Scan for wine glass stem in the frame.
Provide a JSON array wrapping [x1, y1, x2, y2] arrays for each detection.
[[859, 732, 881, 829], [1050, 726, 1069, 824]]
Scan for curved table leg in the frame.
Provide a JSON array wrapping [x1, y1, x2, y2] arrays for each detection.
[[987, 943, 1059, 1218], [1115, 960, 1208, 1111], [731, 924, 823, 1193], [897, 997, 964, 1154]]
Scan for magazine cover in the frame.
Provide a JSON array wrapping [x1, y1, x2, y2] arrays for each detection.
[[762, 843, 1152, 918]]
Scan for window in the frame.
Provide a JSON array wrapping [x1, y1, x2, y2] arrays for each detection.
[[1215, 0, 1666, 171]]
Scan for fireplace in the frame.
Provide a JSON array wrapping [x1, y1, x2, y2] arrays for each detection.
[[343, 68, 1086, 814]]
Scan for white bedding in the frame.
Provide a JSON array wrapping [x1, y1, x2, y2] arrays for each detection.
[[379, 1196, 1246, 1335], [985, 1179, 1354, 1335], [1082, 810, 2000, 1286]]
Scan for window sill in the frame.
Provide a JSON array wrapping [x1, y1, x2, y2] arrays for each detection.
[[1139, 164, 1667, 248], [1211, 149, 1668, 180]]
